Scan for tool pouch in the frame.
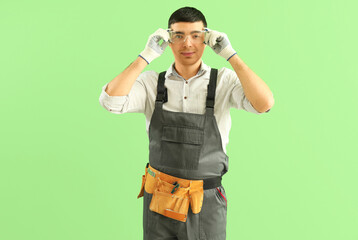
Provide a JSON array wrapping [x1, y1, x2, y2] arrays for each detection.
[[150, 177, 190, 222], [137, 164, 157, 199], [137, 164, 204, 222], [188, 181, 204, 214], [137, 173, 146, 199]]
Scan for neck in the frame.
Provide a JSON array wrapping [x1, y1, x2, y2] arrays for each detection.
[[173, 59, 202, 81]]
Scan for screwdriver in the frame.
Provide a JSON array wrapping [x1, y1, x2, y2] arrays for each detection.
[[171, 181, 180, 194]]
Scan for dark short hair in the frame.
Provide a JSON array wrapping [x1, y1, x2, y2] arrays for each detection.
[[168, 7, 207, 29]]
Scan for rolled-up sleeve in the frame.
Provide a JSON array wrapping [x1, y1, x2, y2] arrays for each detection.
[[228, 69, 267, 114], [99, 72, 148, 114]]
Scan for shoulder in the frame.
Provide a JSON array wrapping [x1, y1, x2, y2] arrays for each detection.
[[215, 67, 238, 85], [137, 70, 158, 80], [135, 70, 161, 91], [136, 70, 158, 84]]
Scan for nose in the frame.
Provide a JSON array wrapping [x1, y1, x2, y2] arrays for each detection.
[[183, 35, 193, 46]]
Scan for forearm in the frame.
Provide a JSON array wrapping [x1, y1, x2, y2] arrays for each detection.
[[105, 56, 148, 96], [228, 54, 274, 112]]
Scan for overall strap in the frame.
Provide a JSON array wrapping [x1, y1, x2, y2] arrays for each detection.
[[156, 71, 168, 104], [205, 68, 218, 116]]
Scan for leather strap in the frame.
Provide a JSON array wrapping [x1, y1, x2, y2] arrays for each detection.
[[145, 163, 221, 190]]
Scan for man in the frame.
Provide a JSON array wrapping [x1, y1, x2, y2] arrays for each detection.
[[99, 6, 274, 240]]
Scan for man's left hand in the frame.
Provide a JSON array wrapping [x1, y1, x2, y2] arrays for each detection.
[[204, 28, 237, 61]]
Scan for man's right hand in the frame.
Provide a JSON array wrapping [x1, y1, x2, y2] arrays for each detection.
[[139, 28, 170, 65]]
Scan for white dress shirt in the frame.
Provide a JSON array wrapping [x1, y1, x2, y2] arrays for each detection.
[[99, 60, 268, 154]]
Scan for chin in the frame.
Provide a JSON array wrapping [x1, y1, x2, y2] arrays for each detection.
[[180, 57, 199, 63]]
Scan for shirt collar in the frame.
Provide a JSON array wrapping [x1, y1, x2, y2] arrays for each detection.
[[165, 60, 210, 80]]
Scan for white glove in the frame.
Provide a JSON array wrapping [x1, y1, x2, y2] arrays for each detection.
[[139, 28, 170, 64], [204, 28, 237, 61]]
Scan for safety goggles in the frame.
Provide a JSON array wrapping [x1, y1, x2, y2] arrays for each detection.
[[166, 28, 209, 44]]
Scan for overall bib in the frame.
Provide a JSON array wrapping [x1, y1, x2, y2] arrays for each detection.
[[143, 68, 229, 240]]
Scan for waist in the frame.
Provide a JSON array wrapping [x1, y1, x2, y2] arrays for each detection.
[[147, 163, 222, 190]]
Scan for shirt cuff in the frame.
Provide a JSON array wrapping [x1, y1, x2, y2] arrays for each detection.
[[243, 98, 266, 114], [99, 83, 129, 111]]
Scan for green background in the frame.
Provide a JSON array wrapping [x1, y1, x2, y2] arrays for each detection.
[[1, 0, 357, 239]]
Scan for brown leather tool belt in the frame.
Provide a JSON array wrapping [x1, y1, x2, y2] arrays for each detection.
[[138, 163, 222, 222]]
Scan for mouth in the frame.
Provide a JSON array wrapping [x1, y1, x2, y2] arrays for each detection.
[[181, 52, 195, 57]]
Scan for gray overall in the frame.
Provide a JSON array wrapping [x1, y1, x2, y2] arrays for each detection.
[[143, 68, 229, 240]]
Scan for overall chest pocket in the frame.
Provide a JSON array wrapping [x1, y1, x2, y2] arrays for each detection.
[[160, 125, 204, 170]]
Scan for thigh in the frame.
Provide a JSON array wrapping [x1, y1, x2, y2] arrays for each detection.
[[199, 185, 227, 240], [143, 190, 179, 240]]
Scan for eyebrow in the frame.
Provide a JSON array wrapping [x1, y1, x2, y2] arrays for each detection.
[[172, 30, 203, 34]]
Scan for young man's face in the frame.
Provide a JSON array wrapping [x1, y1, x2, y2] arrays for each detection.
[[168, 21, 207, 65]]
